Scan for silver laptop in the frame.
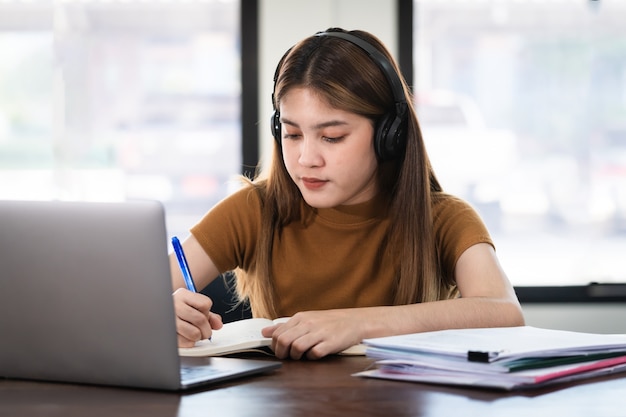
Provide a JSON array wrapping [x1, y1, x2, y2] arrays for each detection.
[[0, 199, 280, 391]]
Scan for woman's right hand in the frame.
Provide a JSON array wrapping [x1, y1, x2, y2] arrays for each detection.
[[172, 288, 224, 347]]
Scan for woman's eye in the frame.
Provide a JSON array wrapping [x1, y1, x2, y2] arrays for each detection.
[[322, 136, 344, 143], [283, 133, 301, 140]]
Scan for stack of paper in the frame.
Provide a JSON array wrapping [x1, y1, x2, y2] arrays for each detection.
[[354, 326, 626, 390]]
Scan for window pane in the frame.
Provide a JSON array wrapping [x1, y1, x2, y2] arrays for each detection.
[[414, 0, 626, 286], [0, 0, 241, 240]]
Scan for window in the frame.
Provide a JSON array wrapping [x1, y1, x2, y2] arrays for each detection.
[[413, 0, 626, 287], [0, 0, 241, 240]]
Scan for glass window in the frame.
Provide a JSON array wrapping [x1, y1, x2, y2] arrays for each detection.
[[0, 0, 241, 240], [413, 0, 626, 286]]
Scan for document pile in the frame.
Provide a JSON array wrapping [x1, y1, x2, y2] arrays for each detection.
[[355, 326, 626, 390]]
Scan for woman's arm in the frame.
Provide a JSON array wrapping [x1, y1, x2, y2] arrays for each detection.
[[263, 243, 525, 359], [170, 235, 221, 291]]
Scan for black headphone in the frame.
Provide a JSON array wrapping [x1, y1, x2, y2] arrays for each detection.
[[270, 31, 409, 161]]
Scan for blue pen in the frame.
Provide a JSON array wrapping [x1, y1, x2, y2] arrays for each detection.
[[172, 236, 197, 293]]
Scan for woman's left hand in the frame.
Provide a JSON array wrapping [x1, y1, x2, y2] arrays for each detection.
[[261, 309, 365, 360]]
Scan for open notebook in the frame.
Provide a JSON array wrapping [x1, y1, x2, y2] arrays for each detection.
[[0, 199, 280, 391]]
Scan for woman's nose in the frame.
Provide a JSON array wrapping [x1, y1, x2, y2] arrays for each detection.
[[298, 137, 323, 167]]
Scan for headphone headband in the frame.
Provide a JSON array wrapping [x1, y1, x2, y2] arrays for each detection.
[[271, 30, 409, 160], [314, 31, 407, 112]]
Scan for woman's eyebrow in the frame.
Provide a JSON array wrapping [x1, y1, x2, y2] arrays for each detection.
[[281, 117, 349, 130]]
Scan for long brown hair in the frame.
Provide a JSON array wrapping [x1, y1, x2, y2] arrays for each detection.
[[236, 28, 447, 319]]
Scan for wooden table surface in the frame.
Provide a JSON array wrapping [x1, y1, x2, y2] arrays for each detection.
[[1, 355, 625, 417]]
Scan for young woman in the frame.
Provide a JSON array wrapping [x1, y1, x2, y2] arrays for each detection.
[[171, 28, 524, 360]]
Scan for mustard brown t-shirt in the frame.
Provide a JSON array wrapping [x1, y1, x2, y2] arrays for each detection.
[[190, 186, 493, 317]]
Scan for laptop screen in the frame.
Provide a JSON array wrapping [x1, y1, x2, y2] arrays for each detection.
[[0, 200, 280, 390]]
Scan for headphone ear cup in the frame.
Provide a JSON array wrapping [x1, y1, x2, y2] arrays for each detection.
[[375, 112, 407, 161], [271, 110, 281, 143], [374, 114, 392, 160]]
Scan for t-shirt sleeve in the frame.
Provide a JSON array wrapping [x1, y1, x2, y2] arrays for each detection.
[[190, 185, 262, 273], [432, 193, 494, 280]]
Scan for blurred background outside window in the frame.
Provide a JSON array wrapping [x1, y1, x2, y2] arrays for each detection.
[[0, 0, 241, 241], [414, 0, 626, 286], [3, 0, 625, 290]]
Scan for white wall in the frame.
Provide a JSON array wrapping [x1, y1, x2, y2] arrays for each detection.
[[257, 0, 626, 335], [522, 304, 626, 334]]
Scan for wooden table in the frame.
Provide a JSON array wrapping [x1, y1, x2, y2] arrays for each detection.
[[1, 355, 625, 416]]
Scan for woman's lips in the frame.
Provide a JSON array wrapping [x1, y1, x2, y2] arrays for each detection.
[[301, 177, 328, 190]]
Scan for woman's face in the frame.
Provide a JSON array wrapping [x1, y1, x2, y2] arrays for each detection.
[[279, 87, 379, 208]]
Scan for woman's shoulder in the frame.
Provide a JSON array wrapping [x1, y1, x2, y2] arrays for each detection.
[[431, 191, 475, 213], [430, 191, 493, 272], [193, 179, 267, 232], [430, 191, 489, 232], [193, 180, 267, 227], [431, 191, 492, 239], [216, 179, 266, 207]]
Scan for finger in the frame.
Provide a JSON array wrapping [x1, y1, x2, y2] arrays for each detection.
[[305, 341, 332, 360], [177, 334, 196, 348], [289, 333, 323, 360], [173, 291, 214, 341], [208, 312, 223, 331], [266, 324, 292, 359], [174, 288, 214, 314], [269, 331, 290, 359], [181, 305, 214, 340], [272, 326, 318, 360], [261, 324, 279, 338], [176, 316, 203, 346]]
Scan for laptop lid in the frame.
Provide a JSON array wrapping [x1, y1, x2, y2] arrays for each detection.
[[0, 199, 280, 391]]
